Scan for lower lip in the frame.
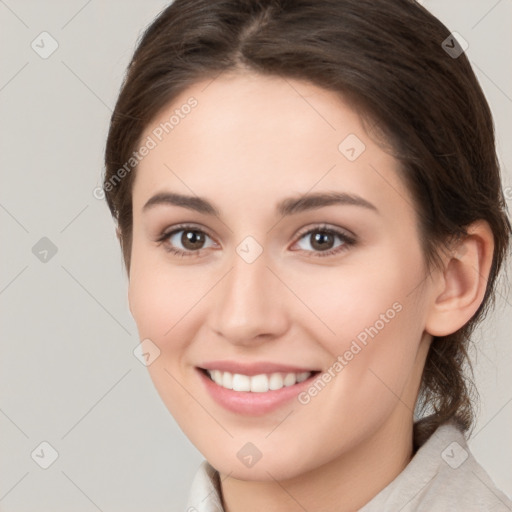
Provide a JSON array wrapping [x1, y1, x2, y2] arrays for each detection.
[[196, 367, 320, 415]]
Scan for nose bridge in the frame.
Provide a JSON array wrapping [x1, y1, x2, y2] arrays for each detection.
[[209, 244, 288, 343]]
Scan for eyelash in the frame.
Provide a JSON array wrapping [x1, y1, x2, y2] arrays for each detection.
[[156, 223, 356, 259]]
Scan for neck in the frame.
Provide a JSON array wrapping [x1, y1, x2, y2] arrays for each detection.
[[220, 412, 414, 512]]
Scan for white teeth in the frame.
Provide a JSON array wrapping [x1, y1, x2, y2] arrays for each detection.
[[250, 374, 268, 393], [269, 372, 283, 390], [232, 373, 251, 392], [283, 373, 296, 386], [206, 370, 313, 392], [296, 371, 310, 383], [222, 371, 233, 390]]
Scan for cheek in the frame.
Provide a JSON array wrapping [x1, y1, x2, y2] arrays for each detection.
[[127, 260, 202, 417], [296, 258, 418, 343], [300, 252, 426, 398], [128, 246, 188, 341], [127, 251, 217, 379], [128, 230, 204, 337]]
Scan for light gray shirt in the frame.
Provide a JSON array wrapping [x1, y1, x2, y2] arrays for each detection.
[[185, 421, 512, 511]]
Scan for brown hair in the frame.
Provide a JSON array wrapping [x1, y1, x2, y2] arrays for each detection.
[[103, 0, 511, 447]]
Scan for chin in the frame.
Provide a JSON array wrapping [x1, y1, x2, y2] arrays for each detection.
[[205, 444, 316, 482]]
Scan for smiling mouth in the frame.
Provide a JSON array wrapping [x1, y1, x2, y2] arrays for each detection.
[[198, 367, 321, 393]]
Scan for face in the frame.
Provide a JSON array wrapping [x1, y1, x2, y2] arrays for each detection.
[[128, 71, 434, 481]]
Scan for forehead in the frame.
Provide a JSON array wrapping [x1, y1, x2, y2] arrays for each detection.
[[140, 71, 364, 164], [132, 71, 412, 219]]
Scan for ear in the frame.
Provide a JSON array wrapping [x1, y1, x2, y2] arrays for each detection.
[[424, 220, 494, 337]]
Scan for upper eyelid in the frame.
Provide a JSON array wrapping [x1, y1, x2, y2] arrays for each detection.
[[295, 223, 355, 240], [161, 223, 216, 242]]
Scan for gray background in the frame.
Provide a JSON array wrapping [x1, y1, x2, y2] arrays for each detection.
[[0, 1, 511, 510]]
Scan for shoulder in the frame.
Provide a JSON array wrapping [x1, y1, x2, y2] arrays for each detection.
[[360, 421, 512, 511]]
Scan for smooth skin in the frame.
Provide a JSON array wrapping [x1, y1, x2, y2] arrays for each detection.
[[125, 71, 494, 512]]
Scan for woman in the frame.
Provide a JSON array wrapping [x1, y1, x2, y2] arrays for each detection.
[[103, 0, 512, 510]]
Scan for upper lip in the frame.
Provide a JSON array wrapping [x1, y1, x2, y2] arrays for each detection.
[[198, 361, 320, 376]]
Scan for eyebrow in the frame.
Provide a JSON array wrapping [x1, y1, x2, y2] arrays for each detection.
[[142, 191, 378, 217]]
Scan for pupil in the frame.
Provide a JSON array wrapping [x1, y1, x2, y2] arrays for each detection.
[[184, 230, 204, 249], [312, 231, 333, 251]]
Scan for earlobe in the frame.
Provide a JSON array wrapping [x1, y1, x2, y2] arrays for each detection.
[[425, 220, 494, 337]]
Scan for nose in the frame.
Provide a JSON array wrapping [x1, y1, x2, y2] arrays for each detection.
[[208, 248, 290, 346]]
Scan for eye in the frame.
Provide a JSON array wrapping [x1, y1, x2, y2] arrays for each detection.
[[156, 224, 217, 257], [292, 225, 356, 257], [156, 223, 356, 259]]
